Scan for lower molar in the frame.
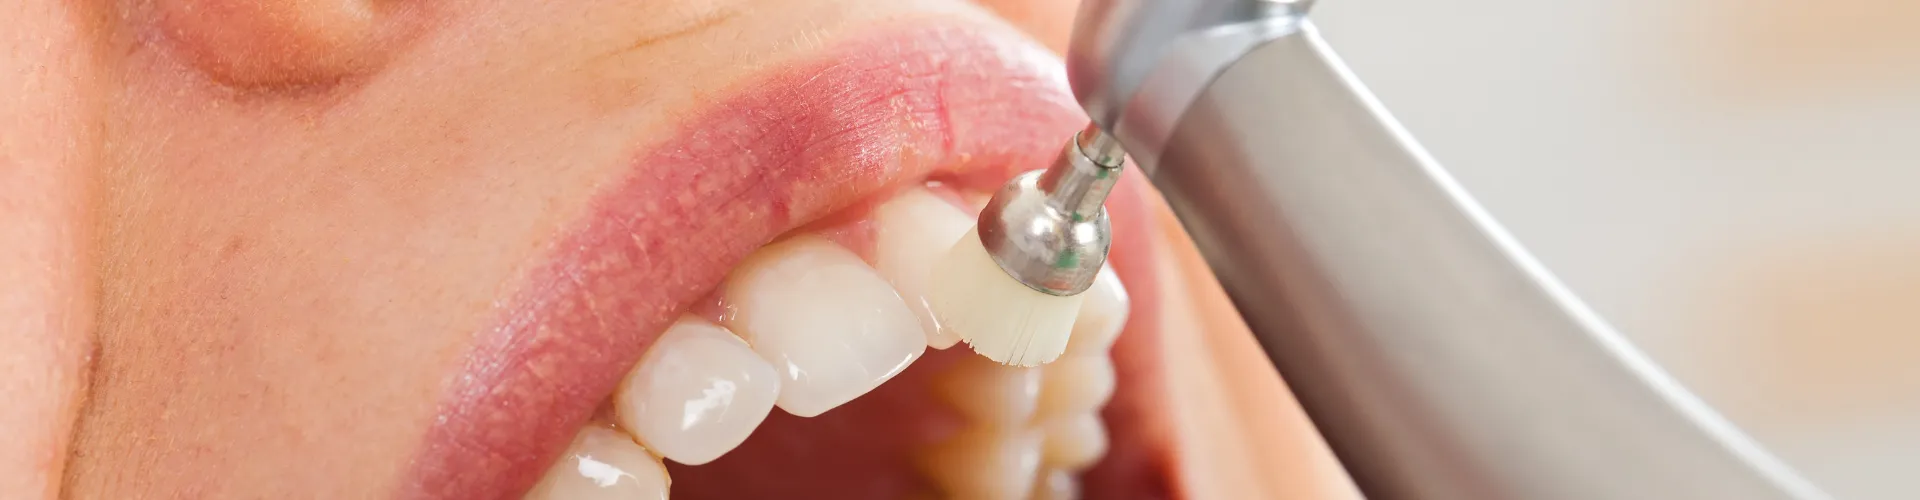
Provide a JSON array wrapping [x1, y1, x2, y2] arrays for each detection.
[[1030, 469, 1080, 500], [1039, 413, 1108, 471], [614, 317, 780, 466], [526, 427, 671, 500], [721, 235, 929, 418], [919, 428, 1045, 500], [1036, 355, 1116, 419], [923, 326, 1118, 498], [932, 354, 1042, 427]]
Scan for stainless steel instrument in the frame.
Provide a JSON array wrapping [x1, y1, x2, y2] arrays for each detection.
[[1063, 1, 1831, 498]]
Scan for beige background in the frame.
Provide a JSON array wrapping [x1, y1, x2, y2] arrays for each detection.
[[1315, 0, 1920, 498]]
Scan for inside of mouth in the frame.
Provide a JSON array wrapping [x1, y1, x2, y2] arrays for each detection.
[[665, 346, 1125, 499], [529, 178, 1164, 499]]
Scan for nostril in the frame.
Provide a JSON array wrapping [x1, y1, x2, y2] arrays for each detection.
[[154, 0, 391, 89]]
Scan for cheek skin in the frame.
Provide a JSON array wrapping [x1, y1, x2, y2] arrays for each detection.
[[70, 0, 1021, 497], [0, 1, 100, 499], [40, 0, 1361, 498]]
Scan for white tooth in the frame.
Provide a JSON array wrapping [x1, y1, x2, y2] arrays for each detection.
[[872, 188, 976, 349], [1040, 413, 1109, 470], [1065, 266, 1129, 356], [1036, 355, 1117, 418], [959, 190, 993, 211], [525, 427, 670, 500], [919, 429, 1044, 500], [614, 317, 779, 466], [932, 354, 1041, 427], [722, 235, 928, 417], [1031, 469, 1081, 500]]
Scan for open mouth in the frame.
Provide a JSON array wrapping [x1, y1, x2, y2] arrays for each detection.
[[401, 21, 1174, 500], [50, 0, 1354, 496]]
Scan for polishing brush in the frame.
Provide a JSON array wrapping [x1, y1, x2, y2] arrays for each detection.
[[929, 124, 1126, 367]]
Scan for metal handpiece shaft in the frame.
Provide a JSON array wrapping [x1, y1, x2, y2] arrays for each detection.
[[1066, 1, 1832, 499], [1145, 23, 1823, 500], [1039, 124, 1124, 223]]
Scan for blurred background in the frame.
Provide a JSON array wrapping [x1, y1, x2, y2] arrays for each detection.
[[1314, 0, 1920, 497]]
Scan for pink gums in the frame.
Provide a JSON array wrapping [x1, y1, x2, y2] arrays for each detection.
[[400, 22, 1088, 499]]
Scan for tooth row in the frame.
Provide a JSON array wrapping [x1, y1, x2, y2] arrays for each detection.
[[922, 266, 1130, 499], [530, 189, 956, 497], [528, 186, 1127, 499], [603, 233, 930, 465]]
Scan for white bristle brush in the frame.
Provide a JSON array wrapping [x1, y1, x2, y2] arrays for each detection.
[[929, 125, 1126, 367], [930, 227, 1089, 367]]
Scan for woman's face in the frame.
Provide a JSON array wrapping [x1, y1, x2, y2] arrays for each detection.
[[5, 0, 1357, 498]]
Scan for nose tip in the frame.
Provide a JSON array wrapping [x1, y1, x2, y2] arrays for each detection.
[[154, 0, 396, 89]]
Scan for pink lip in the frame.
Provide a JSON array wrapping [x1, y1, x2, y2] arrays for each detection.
[[400, 22, 1093, 498]]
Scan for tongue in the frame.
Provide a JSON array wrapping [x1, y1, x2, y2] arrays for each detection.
[[666, 348, 970, 499]]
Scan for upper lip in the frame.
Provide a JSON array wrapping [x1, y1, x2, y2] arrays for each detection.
[[400, 20, 1087, 498]]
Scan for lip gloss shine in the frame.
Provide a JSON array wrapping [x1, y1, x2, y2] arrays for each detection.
[[401, 22, 1086, 499]]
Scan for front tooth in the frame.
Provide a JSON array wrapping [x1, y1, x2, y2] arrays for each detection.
[[614, 317, 779, 466], [1065, 266, 1129, 356], [932, 354, 1041, 427], [872, 188, 976, 349], [722, 235, 928, 417], [525, 427, 670, 500], [919, 428, 1044, 500], [1036, 355, 1117, 418], [1040, 413, 1108, 470]]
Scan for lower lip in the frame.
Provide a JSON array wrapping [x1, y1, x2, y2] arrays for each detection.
[[401, 21, 1091, 498]]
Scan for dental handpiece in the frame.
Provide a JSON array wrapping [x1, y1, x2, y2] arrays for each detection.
[[1063, 1, 1831, 499]]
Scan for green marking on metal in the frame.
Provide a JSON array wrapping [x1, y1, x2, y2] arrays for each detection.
[[1054, 251, 1080, 269]]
